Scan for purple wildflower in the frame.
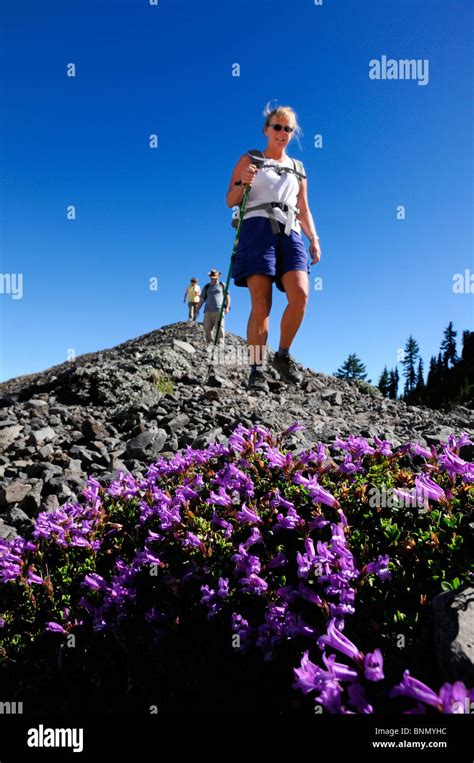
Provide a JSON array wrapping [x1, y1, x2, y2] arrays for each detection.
[[235, 502, 261, 524], [275, 507, 303, 531], [322, 652, 359, 682], [439, 682, 472, 714], [414, 474, 446, 505], [46, 622, 67, 635], [365, 554, 391, 582], [364, 649, 384, 681], [373, 436, 393, 456], [282, 422, 305, 436], [390, 670, 441, 708], [447, 432, 471, 454], [239, 573, 268, 596], [317, 620, 362, 664], [293, 650, 323, 694], [438, 447, 471, 479], [266, 552, 288, 570], [242, 527, 263, 548], [26, 570, 43, 585], [211, 512, 233, 538]]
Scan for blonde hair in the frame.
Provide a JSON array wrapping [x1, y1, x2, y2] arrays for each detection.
[[263, 100, 303, 149]]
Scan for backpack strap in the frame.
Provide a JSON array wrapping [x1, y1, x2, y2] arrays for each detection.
[[249, 148, 306, 181], [247, 148, 266, 167], [201, 284, 208, 301], [291, 158, 306, 183]]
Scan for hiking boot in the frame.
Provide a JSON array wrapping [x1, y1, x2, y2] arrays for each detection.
[[272, 352, 303, 384], [247, 365, 269, 392]]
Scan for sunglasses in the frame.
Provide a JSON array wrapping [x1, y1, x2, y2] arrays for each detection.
[[267, 123, 294, 133]]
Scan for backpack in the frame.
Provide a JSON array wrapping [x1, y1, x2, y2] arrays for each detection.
[[201, 281, 226, 302], [247, 149, 306, 183], [231, 149, 306, 228]]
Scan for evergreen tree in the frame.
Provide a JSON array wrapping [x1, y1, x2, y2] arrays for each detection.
[[335, 353, 367, 380], [426, 356, 437, 387], [401, 336, 420, 397], [440, 322, 458, 368], [378, 367, 390, 397], [414, 358, 425, 404], [388, 367, 399, 399]]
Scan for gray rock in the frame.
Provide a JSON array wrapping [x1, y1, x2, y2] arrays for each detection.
[[0, 425, 23, 450], [21, 480, 44, 513], [82, 419, 110, 441], [38, 443, 55, 458], [42, 464, 66, 482], [126, 429, 168, 459], [44, 479, 76, 502], [43, 494, 60, 511], [424, 428, 456, 447], [69, 445, 95, 465], [25, 399, 49, 411], [0, 481, 32, 507], [0, 520, 18, 540], [27, 427, 56, 446], [159, 413, 190, 433], [67, 458, 83, 473], [172, 339, 196, 355], [5, 506, 34, 530], [321, 389, 343, 406], [433, 586, 474, 684], [0, 418, 18, 428], [191, 427, 223, 449]]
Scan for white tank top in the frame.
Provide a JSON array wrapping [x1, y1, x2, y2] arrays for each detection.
[[243, 153, 301, 234]]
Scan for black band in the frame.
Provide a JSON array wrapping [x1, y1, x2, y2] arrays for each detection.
[[234, 180, 243, 186]]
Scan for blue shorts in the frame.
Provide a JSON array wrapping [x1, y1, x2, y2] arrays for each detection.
[[232, 216, 310, 293]]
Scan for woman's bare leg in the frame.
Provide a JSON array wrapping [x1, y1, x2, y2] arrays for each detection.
[[278, 270, 309, 350], [247, 274, 273, 365]]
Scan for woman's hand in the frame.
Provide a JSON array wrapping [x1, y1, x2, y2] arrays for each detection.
[[309, 237, 321, 265], [240, 163, 258, 186]]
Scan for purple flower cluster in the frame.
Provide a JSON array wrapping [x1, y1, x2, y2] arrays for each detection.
[[0, 536, 37, 584], [1, 421, 472, 713], [33, 499, 103, 550]]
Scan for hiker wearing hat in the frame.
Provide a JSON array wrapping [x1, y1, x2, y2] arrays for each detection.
[[196, 269, 230, 346], [183, 277, 201, 322], [226, 102, 321, 390]]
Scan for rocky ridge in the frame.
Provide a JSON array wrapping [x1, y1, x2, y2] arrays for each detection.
[[0, 320, 472, 540]]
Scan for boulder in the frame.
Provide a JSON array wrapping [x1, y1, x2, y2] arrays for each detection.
[[433, 586, 474, 684], [0, 481, 32, 507], [126, 430, 168, 459], [0, 425, 23, 450]]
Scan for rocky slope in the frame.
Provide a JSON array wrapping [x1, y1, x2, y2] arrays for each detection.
[[1, 320, 472, 539]]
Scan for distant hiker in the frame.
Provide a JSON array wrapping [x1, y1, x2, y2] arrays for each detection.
[[226, 102, 321, 390], [184, 277, 201, 322], [196, 269, 230, 347]]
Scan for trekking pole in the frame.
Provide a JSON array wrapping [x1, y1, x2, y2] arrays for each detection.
[[206, 184, 251, 378]]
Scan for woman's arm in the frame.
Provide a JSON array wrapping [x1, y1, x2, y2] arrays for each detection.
[[297, 177, 321, 264], [226, 154, 258, 208]]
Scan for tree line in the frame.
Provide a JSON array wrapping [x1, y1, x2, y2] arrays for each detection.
[[334, 323, 473, 411]]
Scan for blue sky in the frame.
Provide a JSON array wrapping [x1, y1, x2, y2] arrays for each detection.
[[1, 0, 472, 388]]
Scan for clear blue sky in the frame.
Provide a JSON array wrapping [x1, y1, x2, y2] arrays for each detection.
[[1, 0, 472, 387]]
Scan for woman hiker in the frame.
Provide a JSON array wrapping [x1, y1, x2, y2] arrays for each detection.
[[226, 103, 321, 390], [183, 277, 201, 322]]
